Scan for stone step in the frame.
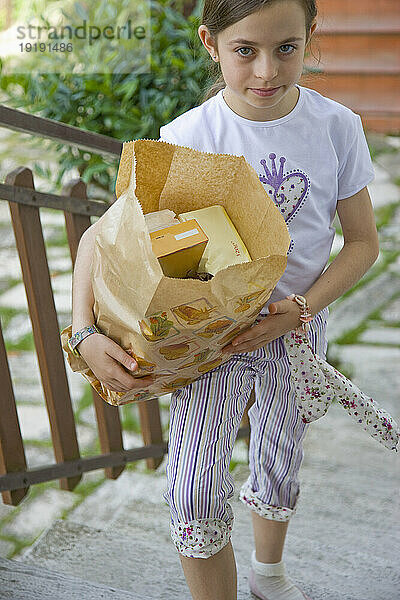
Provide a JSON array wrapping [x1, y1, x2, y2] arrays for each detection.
[[306, 33, 400, 74], [327, 270, 399, 342], [16, 372, 400, 600], [301, 72, 400, 133], [14, 499, 364, 600], [0, 556, 140, 600], [317, 17, 400, 34], [318, 0, 399, 21], [19, 518, 192, 599], [302, 73, 399, 110]]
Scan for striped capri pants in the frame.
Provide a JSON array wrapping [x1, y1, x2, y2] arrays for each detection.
[[162, 307, 329, 558]]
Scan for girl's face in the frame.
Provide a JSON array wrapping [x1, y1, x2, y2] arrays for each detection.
[[199, 0, 316, 121]]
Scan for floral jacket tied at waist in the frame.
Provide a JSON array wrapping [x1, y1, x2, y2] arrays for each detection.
[[283, 329, 399, 452]]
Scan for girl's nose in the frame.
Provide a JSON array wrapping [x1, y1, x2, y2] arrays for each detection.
[[254, 55, 278, 82]]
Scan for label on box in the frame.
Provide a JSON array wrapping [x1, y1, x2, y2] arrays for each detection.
[[175, 228, 199, 240]]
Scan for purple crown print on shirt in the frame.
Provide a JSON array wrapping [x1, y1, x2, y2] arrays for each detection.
[[259, 153, 310, 225]]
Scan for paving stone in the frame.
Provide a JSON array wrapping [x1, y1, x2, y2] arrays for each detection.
[[0, 247, 21, 280], [359, 326, 400, 345], [24, 445, 56, 470], [47, 256, 72, 274], [330, 232, 343, 256], [0, 226, 16, 249], [386, 136, 400, 150], [381, 295, 400, 322], [7, 352, 45, 405], [376, 152, 400, 180], [380, 221, 400, 246], [40, 209, 66, 228], [370, 162, 390, 184], [368, 166, 400, 208], [3, 313, 32, 344], [0, 539, 15, 558], [121, 430, 144, 449], [327, 271, 398, 341], [0, 282, 27, 309], [0, 201, 10, 223], [7, 351, 86, 407], [66, 468, 168, 530], [0, 555, 141, 600], [16, 404, 52, 442], [12, 403, 90, 448], [0, 272, 72, 313], [367, 133, 396, 156], [231, 438, 249, 465], [2, 488, 78, 540], [79, 404, 97, 427], [0, 502, 16, 522], [76, 425, 97, 450], [333, 345, 400, 416]]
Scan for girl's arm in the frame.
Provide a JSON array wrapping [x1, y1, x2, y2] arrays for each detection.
[[302, 186, 379, 316], [71, 222, 98, 334], [222, 186, 379, 353], [70, 222, 154, 393]]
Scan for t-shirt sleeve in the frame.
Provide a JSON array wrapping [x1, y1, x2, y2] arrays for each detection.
[[158, 124, 178, 145], [337, 114, 375, 200]]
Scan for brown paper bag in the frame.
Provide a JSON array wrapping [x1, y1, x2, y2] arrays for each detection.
[[61, 139, 290, 406]]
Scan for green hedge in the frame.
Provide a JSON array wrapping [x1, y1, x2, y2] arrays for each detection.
[[0, 0, 212, 197]]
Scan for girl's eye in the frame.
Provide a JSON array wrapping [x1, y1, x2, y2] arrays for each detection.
[[236, 47, 253, 58], [279, 44, 295, 55]]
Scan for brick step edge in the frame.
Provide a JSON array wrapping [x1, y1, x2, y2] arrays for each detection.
[[305, 65, 400, 75], [316, 25, 400, 35], [356, 114, 400, 134], [0, 556, 139, 600]]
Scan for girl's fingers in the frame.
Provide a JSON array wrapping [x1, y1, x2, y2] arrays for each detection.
[[227, 334, 275, 353], [106, 375, 155, 393]]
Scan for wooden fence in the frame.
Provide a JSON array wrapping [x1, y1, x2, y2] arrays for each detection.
[[0, 105, 252, 507]]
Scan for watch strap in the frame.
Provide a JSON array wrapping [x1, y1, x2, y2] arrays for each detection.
[[68, 324, 100, 356]]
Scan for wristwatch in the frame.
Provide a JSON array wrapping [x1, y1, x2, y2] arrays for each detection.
[[68, 324, 101, 357]]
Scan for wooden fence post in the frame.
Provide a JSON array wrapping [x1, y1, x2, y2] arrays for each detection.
[[63, 180, 125, 480], [0, 319, 29, 505], [6, 167, 82, 491], [137, 398, 164, 471]]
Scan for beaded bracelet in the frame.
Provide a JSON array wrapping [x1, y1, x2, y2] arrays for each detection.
[[286, 294, 313, 332]]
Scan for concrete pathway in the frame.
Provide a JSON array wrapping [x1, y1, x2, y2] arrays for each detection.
[[0, 132, 399, 598]]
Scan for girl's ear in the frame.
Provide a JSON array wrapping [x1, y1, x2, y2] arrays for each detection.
[[198, 25, 218, 60], [306, 19, 318, 45]]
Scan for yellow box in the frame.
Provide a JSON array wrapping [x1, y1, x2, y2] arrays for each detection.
[[150, 219, 208, 278]]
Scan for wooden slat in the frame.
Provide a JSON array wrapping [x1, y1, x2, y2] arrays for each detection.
[[0, 105, 122, 157], [6, 167, 82, 491], [0, 182, 107, 217], [0, 442, 168, 492], [63, 180, 125, 480], [0, 319, 29, 505], [137, 398, 165, 470]]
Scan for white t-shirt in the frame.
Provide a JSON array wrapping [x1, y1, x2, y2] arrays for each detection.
[[159, 85, 375, 309]]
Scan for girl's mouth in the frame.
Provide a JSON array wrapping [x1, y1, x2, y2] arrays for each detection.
[[250, 87, 281, 97]]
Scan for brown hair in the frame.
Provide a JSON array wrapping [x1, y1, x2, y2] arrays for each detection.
[[198, 0, 318, 104]]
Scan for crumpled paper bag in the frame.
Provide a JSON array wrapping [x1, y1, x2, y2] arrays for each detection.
[[61, 139, 290, 405]]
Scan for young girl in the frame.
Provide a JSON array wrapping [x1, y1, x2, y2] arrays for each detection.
[[71, 1, 379, 598]]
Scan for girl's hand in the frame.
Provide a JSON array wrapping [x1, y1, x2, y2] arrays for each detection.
[[77, 334, 155, 393], [222, 299, 300, 354]]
